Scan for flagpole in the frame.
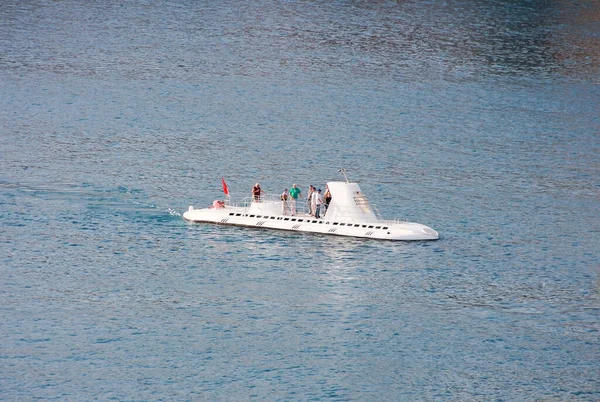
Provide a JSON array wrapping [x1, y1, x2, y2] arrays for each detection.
[[221, 177, 230, 205]]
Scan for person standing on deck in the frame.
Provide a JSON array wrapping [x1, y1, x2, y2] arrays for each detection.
[[289, 184, 302, 215], [281, 189, 289, 215], [324, 185, 332, 212], [252, 183, 265, 202], [314, 188, 323, 219], [306, 185, 315, 215], [311, 187, 318, 218]]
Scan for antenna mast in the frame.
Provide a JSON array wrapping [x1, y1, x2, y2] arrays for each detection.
[[338, 168, 349, 183]]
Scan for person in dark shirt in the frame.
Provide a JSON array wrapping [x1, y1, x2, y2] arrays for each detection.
[[324, 185, 332, 211], [252, 183, 265, 202]]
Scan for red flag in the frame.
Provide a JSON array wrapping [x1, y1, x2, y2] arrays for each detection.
[[221, 177, 229, 196]]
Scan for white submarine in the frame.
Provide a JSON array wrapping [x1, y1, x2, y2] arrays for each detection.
[[183, 175, 439, 241]]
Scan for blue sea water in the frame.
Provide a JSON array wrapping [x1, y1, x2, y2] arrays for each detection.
[[1, 0, 599, 400]]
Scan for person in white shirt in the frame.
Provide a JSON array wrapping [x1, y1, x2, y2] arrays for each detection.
[[306, 185, 315, 215], [313, 188, 324, 218]]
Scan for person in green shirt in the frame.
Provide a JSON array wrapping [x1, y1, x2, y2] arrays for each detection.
[[288, 184, 303, 216]]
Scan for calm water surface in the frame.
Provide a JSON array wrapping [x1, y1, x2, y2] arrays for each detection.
[[1, 0, 599, 400]]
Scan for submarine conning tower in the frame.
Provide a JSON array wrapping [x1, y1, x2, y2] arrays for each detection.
[[324, 182, 378, 223]]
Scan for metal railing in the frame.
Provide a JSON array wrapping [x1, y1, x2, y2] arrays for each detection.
[[225, 194, 312, 215], [222, 194, 408, 224]]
